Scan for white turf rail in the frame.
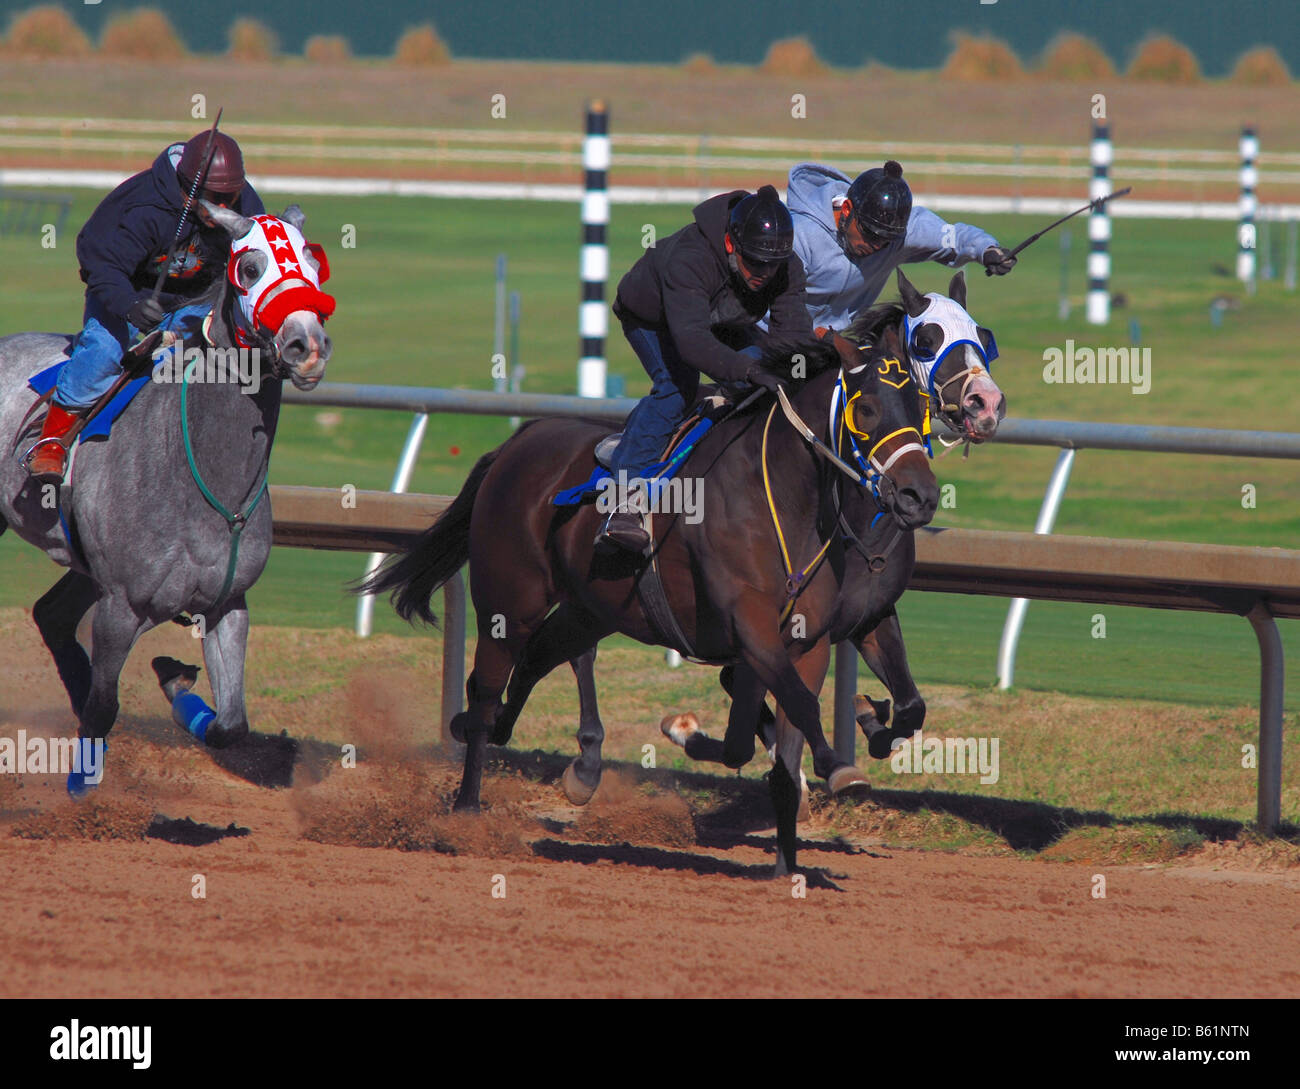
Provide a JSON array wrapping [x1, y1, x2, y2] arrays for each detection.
[[5, 169, 1299, 220]]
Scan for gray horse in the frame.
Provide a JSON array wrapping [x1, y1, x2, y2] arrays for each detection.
[[0, 201, 333, 786]]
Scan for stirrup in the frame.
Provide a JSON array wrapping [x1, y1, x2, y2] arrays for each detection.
[[596, 510, 650, 553]]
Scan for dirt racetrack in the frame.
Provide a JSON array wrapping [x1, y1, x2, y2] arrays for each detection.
[[2, 619, 1299, 999]]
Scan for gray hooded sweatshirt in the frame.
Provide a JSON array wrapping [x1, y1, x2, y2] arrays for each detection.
[[785, 162, 999, 331]]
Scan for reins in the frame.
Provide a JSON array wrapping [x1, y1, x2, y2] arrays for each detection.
[[180, 309, 270, 616], [761, 360, 924, 626]]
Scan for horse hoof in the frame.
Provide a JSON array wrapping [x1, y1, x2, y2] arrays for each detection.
[[203, 719, 247, 750], [827, 764, 871, 799], [448, 711, 473, 744], [866, 729, 897, 761], [660, 711, 701, 748], [561, 760, 600, 806], [855, 693, 891, 727]]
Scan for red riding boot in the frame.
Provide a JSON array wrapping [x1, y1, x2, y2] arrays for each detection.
[[27, 402, 80, 485]]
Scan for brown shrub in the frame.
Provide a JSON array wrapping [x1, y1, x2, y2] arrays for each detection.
[[681, 51, 717, 76], [227, 16, 277, 62], [99, 8, 186, 61], [304, 33, 352, 65], [1127, 34, 1201, 83], [1229, 46, 1291, 86], [4, 5, 92, 58], [941, 32, 1025, 81], [1036, 31, 1115, 81], [394, 23, 450, 67], [760, 36, 828, 77]]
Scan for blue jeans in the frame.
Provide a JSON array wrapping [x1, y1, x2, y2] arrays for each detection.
[[55, 294, 141, 409], [612, 321, 763, 474], [55, 295, 209, 409]]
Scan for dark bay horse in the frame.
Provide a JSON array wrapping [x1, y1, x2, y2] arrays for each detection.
[[366, 326, 938, 873], [660, 269, 1006, 808], [0, 201, 333, 789]]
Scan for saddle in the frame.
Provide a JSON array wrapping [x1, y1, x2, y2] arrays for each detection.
[[14, 328, 175, 475], [558, 392, 733, 663], [593, 393, 730, 471]]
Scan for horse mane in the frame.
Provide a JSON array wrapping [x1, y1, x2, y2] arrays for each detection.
[[846, 300, 906, 346], [757, 334, 841, 380]]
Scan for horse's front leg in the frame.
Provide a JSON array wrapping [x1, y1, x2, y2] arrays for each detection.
[[66, 592, 150, 794], [741, 630, 866, 794], [855, 608, 925, 758], [32, 570, 99, 717], [199, 593, 252, 748], [660, 660, 767, 768]]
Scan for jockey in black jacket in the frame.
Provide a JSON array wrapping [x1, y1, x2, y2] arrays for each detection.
[[27, 132, 264, 485], [598, 184, 813, 551]]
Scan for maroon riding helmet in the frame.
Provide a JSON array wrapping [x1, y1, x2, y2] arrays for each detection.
[[177, 131, 247, 207]]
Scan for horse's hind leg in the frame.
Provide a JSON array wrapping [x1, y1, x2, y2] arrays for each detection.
[[453, 620, 527, 812], [489, 602, 607, 747], [198, 594, 251, 749], [33, 571, 99, 717], [855, 610, 925, 758], [562, 646, 605, 805]]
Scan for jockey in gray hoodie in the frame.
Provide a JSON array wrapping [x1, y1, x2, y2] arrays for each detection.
[[786, 160, 1015, 335]]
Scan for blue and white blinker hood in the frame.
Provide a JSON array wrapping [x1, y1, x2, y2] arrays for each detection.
[[902, 293, 998, 401]]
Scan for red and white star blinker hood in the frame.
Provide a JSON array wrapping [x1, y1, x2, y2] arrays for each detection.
[[227, 214, 335, 345]]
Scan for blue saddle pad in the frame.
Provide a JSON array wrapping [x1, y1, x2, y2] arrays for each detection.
[[553, 415, 714, 506], [26, 304, 209, 441], [27, 363, 149, 442]]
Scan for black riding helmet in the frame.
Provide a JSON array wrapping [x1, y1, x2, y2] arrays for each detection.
[[727, 184, 795, 264], [845, 160, 912, 242]]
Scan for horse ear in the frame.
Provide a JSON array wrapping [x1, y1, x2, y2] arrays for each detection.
[[280, 204, 307, 231], [948, 269, 967, 309], [882, 322, 903, 358], [897, 268, 927, 318], [197, 198, 254, 239]]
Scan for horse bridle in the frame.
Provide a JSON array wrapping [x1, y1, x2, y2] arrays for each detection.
[[764, 357, 927, 621]]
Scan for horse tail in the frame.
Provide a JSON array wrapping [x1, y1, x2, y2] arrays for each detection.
[[357, 446, 500, 626]]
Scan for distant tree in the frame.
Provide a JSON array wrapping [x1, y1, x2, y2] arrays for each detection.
[[681, 52, 718, 75], [760, 37, 829, 77], [100, 8, 187, 61], [4, 5, 92, 58], [1229, 46, 1290, 86], [305, 34, 352, 65], [228, 17, 278, 62], [1127, 34, 1201, 83], [394, 23, 451, 67], [941, 32, 1025, 81], [1036, 32, 1115, 81]]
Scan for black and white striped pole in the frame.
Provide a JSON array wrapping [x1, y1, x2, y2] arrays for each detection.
[[1086, 121, 1111, 326], [1237, 125, 1258, 287], [579, 100, 610, 398]]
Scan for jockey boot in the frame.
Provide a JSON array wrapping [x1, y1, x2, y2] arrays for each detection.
[[595, 510, 650, 553], [27, 401, 80, 485]]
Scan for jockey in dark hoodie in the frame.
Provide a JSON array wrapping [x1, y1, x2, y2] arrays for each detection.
[[598, 184, 813, 552], [26, 132, 264, 485]]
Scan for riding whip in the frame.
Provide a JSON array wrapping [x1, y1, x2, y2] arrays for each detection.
[[150, 107, 224, 304], [986, 186, 1132, 275]]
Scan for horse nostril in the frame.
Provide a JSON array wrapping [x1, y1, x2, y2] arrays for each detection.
[[284, 338, 308, 358]]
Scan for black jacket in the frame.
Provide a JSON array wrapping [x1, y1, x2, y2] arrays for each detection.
[[613, 190, 812, 383], [76, 144, 265, 320]]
